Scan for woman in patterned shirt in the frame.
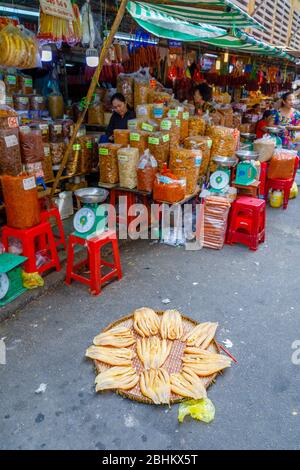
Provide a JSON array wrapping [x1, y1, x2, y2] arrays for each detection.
[[273, 92, 300, 149]]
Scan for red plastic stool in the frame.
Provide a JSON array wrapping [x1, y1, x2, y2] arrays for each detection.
[[65, 230, 122, 296], [1, 222, 61, 274], [227, 196, 266, 251], [40, 207, 67, 250], [265, 156, 299, 210]]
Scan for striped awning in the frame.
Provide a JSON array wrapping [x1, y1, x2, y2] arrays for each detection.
[[202, 30, 298, 62], [127, 1, 227, 41], [130, 0, 263, 29]]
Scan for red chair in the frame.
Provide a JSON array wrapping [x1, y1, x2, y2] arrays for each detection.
[[265, 156, 299, 209], [227, 196, 266, 251], [40, 207, 67, 250], [1, 222, 61, 274], [65, 230, 122, 296]]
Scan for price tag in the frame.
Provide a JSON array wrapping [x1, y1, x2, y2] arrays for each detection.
[[149, 137, 159, 145], [118, 155, 128, 162], [195, 157, 202, 167], [4, 135, 18, 148], [207, 139, 213, 149], [54, 125, 62, 133], [7, 75, 16, 85], [99, 148, 109, 155], [44, 146, 50, 157], [162, 134, 170, 143], [20, 97, 29, 104], [36, 97, 44, 103], [130, 133, 140, 142], [73, 144, 81, 151], [176, 119, 181, 127], [153, 109, 163, 118], [20, 126, 30, 134], [23, 176, 36, 191], [86, 142, 93, 149], [168, 110, 178, 118], [161, 120, 171, 131], [24, 79, 33, 87], [183, 112, 189, 120], [142, 123, 153, 132]]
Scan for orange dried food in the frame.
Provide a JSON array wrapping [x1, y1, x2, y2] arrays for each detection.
[[99, 143, 122, 184], [129, 131, 149, 155], [203, 196, 231, 250], [268, 149, 297, 179], [19, 128, 44, 164], [184, 136, 212, 176], [77, 135, 94, 174], [137, 149, 158, 192], [148, 132, 170, 171], [160, 119, 181, 148], [179, 110, 190, 142], [189, 116, 206, 136], [170, 166, 199, 195], [114, 129, 130, 146], [169, 147, 202, 170], [1, 174, 41, 229], [153, 171, 186, 203]]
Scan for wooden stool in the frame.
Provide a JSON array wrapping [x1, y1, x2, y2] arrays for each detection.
[[65, 230, 122, 295], [232, 180, 260, 198], [1, 222, 61, 274]]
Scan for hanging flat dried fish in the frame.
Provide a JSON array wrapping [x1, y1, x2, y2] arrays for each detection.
[[160, 309, 183, 340], [140, 368, 170, 405], [182, 322, 218, 349], [133, 307, 160, 337], [136, 336, 172, 369], [95, 366, 139, 392], [170, 369, 207, 400], [93, 326, 135, 348], [86, 345, 136, 366]]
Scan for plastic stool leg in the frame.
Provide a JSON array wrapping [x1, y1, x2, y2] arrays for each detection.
[[23, 237, 37, 273], [283, 185, 290, 210], [56, 215, 67, 250], [112, 238, 122, 280], [89, 243, 101, 296], [65, 237, 75, 285], [47, 228, 61, 272]]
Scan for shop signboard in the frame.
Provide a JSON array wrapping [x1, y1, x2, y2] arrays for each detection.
[[39, 0, 74, 21]]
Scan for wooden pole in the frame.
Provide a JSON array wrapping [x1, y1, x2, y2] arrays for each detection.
[[51, 0, 129, 197]]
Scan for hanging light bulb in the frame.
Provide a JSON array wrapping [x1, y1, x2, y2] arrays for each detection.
[[216, 60, 221, 71], [86, 48, 99, 67], [41, 45, 52, 62], [224, 52, 229, 63]]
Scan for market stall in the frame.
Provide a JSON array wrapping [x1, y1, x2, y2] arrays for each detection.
[[0, 0, 299, 306]]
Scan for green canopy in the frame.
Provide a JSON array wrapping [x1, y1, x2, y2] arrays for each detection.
[[127, 1, 297, 63], [127, 1, 227, 41], [128, 0, 263, 29], [202, 30, 297, 63]]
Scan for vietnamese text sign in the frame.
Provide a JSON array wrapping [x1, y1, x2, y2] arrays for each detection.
[[39, 0, 74, 21]]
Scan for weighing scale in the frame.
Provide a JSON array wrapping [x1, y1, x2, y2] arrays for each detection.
[[73, 188, 109, 239], [240, 133, 257, 151], [265, 127, 283, 148], [234, 150, 259, 186], [209, 156, 238, 193], [0, 253, 27, 306]]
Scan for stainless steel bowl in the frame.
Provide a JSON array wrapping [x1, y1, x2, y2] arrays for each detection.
[[212, 156, 238, 167], [240, 133, 257, 140], [74, 188, 109, 204], [236, 150, 259, 161], [265, 126, 281, 134]]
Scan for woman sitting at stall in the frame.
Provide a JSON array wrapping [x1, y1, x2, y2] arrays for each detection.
[[193, 83, 215, 115], [104, 93, 136, 142], [273, 92, 300, 148], [256, 110, 275, 139]]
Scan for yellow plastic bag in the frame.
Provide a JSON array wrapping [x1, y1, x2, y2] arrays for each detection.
[[289, 182, 298, 199], [178, 398, 215, 424], [22, 271, 44, 290]]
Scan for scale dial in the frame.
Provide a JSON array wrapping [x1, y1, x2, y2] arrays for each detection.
[[0, 273, 9, 300], [74, 207, 96, 234], [210, 170, 230, 191]]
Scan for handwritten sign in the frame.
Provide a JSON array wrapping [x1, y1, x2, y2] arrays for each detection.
[[39, 0, 74, 21]]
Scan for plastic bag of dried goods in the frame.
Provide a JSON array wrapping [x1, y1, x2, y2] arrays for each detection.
[[137, 149, 158, 192], [268, 149, 297, 180]]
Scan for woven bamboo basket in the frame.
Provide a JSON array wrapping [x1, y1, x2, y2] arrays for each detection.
[[93, 311, 220, 405]]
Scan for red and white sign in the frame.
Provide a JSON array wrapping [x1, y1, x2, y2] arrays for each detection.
[[39, 0, 74, 21]]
